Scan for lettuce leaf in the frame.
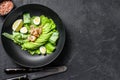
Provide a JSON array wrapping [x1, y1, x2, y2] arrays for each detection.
[[45, 43, 56, 54], [2, 14, 58, 55], [2, 32, 13, 40], [22, 32, 53, 50]]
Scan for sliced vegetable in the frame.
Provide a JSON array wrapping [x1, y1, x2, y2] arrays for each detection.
[[12, 19, 23, 31], [49, 32, 59, 45], [20, 27, 28, 34], [23, 13, 31, 24]]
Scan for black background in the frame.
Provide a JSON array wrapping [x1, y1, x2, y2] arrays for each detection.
[[1, 0, 120, 80]]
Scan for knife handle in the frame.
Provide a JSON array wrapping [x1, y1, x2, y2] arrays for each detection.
[[5, 75, 28, 80], [5, 68, 27, 73], [4, 68, 42, 74]]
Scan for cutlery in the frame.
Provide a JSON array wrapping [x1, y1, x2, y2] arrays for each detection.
[[5, 67, 60, 74], [5, 66, 67, 80]]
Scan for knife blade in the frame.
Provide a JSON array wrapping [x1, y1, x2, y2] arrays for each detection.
[[5, 66, 67, 80]]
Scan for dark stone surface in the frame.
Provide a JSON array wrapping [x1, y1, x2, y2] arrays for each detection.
[[1, 0, 120, 80]]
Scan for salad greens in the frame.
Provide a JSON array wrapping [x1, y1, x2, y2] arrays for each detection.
[[45, 43, 56, 54], [2, 13, 59, 55], [22, 31, 53, 50]]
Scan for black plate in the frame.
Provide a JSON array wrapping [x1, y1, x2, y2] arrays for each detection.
[[1, 4, 65, 68]]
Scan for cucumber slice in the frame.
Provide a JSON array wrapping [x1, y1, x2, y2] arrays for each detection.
[[23, 13, 31, 24]]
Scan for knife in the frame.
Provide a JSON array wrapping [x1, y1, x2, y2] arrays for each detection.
[[5, 67, 54, 74], [5, 66, 67, 80], [5, 66, 66, 74]]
